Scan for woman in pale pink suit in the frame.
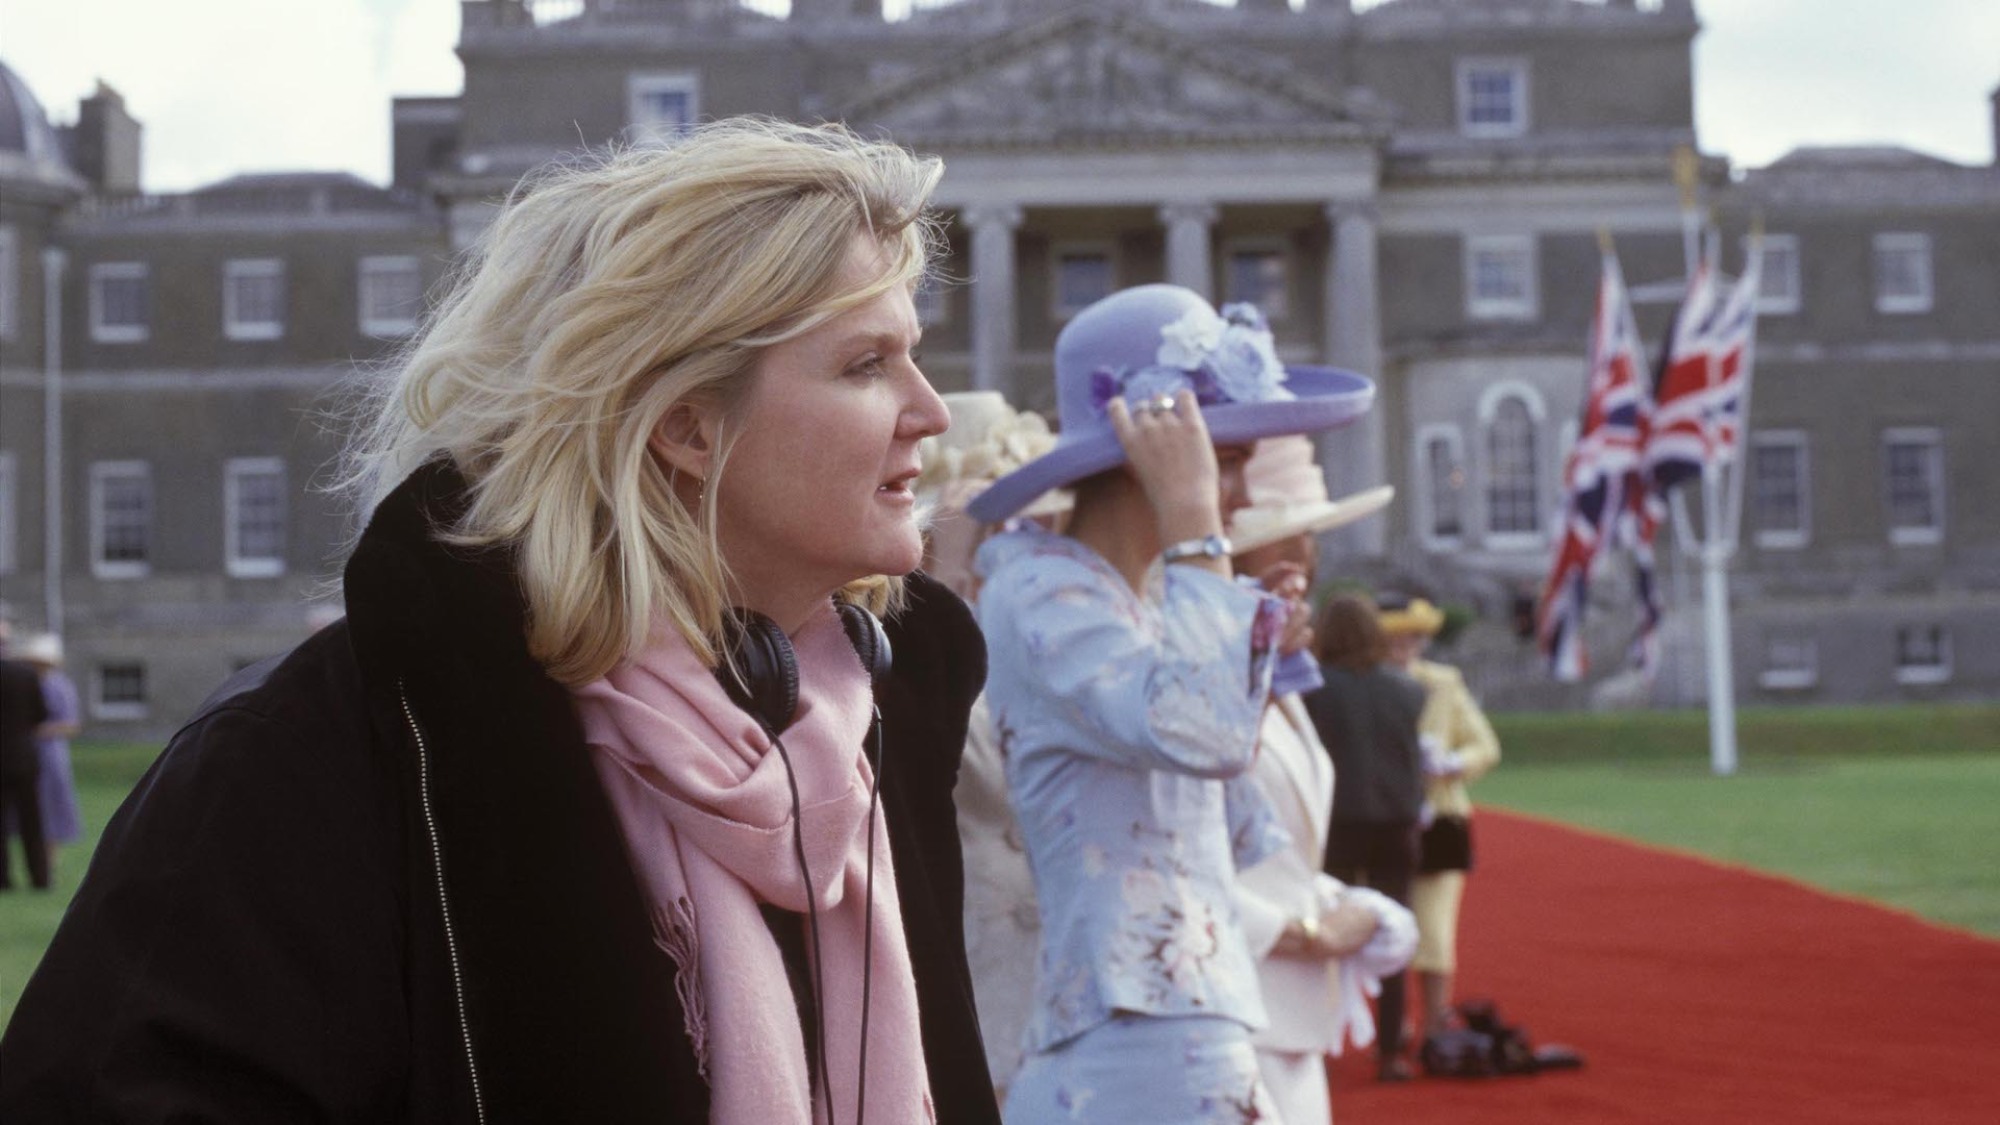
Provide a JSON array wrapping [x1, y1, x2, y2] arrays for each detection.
[[1229, 437, 1414, 1125]]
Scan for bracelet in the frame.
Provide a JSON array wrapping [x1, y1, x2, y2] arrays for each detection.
[[1161, 533, 1232, 564]]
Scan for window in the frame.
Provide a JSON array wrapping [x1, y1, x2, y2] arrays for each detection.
[[1873, 233, 1933, 314], [1759, 635, 1818, 690], [89, 261, 149, 343], [223, 258, 286, 341], [1749, 431, 1809, 549], [1051, 245, 1114, 318], [0, 224, 18, 340], [0, 450, 15, 575], [1893, 625, 1951, 686], [1882, 428, 1944, 545], [1480, 386, 1545, 545], [1754, 234, 1800, 315], [628, 72, 700, 145], [1457, 59, 1528, 137], [1416, 425, 1467, 547], [1465, 235, 1537, 320], [1224, 244, 1290, 322], [93, 662, 149, 720], [90, 461, 152, 579], [359, 256, 423, 338], [225, 458, 287, 578]]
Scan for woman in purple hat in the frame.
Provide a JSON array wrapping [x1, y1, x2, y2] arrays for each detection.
[[968, 284, 1373, 1124]]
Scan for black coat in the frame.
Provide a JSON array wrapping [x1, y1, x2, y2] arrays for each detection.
[[1304, 663, 1428, 826], [0, 461, 1000, 1124], [0, 657, 48, 780]]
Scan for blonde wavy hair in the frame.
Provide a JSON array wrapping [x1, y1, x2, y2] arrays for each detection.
[[342, 118, 945, 685]]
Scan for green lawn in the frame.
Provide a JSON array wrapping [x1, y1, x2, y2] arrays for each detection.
[[4, 705, 1998, 1030], [1, 742, 160, 1029], [1481, 704, 2000, 937]]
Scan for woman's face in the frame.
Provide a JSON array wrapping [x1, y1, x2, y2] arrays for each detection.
[[1386, 632, 1429, 667], [1215, 444, 1254, 521], [710, 237, 949, 619]]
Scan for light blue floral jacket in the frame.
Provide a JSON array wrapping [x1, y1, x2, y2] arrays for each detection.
[[975, 525, 1289, 1055]]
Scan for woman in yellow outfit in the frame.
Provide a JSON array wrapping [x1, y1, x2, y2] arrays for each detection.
[[1377, 593, 1501, 1049]]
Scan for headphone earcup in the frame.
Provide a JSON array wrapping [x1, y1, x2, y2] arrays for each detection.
[[716, 608, 800, 734], [836, 601, 894, 685]]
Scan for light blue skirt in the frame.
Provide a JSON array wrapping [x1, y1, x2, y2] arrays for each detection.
[[1004, 1014, 1278, 1124]]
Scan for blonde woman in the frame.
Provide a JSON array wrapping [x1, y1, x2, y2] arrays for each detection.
[[3, 120, 1000, 1124], [1376, 593, 1502, 1055]]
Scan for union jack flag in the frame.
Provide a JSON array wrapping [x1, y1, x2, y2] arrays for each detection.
[[1647, 239, 1762, 493], [1538, 248, 1650, 681]]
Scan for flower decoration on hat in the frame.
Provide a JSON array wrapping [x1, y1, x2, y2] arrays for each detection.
[[1088, 302, 1292, 416], [916, 406, 1057, 500]]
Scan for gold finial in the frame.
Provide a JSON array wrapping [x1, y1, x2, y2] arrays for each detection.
[[1672, 144, 1700, 211]]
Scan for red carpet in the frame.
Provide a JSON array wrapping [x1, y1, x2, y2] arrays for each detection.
[[1326, 809, 2000, 1124]]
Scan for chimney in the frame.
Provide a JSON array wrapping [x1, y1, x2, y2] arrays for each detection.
[[392, 97, 462, 193], [72, 81, 143, 195]]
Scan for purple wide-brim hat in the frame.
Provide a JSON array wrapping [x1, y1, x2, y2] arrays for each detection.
[[966, 284, 1375, 524]]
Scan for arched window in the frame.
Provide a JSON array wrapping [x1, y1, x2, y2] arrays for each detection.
[[1480, 385, 1545, 544]]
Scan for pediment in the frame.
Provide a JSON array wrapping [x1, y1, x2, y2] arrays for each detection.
[[845, 8, 1369, 147]]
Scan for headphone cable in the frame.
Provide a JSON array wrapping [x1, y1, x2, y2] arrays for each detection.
[[767, 730, 837, 1119], [853, 705, 885, 1125]]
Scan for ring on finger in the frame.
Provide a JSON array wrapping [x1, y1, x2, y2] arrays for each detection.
[[1145, 394, 1177, 416]]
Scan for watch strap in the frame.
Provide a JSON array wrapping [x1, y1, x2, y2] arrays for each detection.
[[1161, 533, 1232, 564]]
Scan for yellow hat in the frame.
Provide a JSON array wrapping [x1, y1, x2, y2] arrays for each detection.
[[1377, 596, 1445, 636]]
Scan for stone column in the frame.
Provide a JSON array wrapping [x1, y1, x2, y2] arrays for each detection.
[[1322, 200, 1387, 555], [1159, 201, 1219, 300], [965, 203, 1024, 399]]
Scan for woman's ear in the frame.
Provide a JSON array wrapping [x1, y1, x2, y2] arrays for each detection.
[[648, 401, 720, 482]]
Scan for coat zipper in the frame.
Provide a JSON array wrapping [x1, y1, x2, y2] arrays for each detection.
[[399, 680, 490, 1125]]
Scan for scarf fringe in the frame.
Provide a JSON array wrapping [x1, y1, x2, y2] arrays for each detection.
[[652, 896, 710, 1078]]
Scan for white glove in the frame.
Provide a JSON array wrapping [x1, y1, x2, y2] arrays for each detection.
[[1420, 734, 1466, 778]]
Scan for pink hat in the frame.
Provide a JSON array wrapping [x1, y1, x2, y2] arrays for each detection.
[[1229, 435, 1395, 554]]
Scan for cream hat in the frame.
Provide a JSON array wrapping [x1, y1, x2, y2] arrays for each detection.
[[1229, 435, 1394, 554], [916, 392, 1071, 520], [917, 392, 1071, 600], [17, 631, 64, 667]]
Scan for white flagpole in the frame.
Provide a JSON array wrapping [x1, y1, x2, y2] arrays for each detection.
[[1699, 422, 1739, 775], [1673, 147, 1739, 776], [1723, 219, 1766, 545]]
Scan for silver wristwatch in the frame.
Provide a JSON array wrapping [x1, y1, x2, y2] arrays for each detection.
[[1161, 533, 1232, 564]]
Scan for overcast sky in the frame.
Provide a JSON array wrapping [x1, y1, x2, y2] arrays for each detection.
[[2, 0, 1995, 193]]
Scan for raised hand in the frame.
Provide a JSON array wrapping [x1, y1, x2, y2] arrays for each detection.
[[1107, 391, 1229, 575]]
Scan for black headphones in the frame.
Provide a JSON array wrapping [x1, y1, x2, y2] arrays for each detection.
[[715, 602, 891, 736], [713, 600, 891, 1125]]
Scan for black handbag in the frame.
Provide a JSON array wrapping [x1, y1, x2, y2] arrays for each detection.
[[1419, 814, 1474, 874], [1421, 1000, 1586, 1079]]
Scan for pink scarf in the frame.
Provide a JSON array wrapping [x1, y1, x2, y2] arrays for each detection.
[[572, 602, 934, 1124]]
